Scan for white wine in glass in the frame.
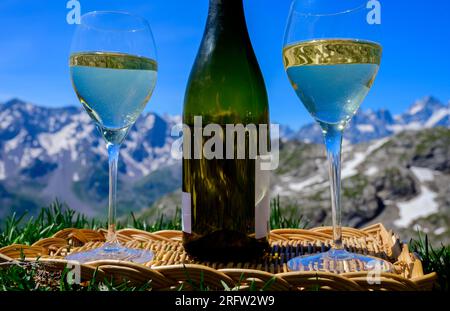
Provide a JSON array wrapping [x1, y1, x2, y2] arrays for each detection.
[[283, 39, 381, 127], [70, 52, 157, 130]]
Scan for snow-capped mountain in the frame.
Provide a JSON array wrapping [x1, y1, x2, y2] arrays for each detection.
[[294, 96, 450, 144], [0, 99, 180, 218], [397, 96, 449, 127]]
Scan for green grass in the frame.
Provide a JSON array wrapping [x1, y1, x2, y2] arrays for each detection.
[[0, 200, 95, 247], [270, 196, 309, 229], [0, 259, 151, 291], [0, 200, 183, 248], [0, 199, 448, 291], [410, 233, 450, 291], [0, 197, 307, 248]]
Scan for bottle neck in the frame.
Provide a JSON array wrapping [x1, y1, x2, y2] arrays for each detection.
[[206, 0, 248, 39]]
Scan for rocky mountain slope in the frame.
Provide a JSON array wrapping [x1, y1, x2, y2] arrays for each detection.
[[277, 128, 450, 244], [150, 128, 450, 245]]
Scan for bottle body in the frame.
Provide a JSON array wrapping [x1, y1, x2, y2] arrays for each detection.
[[182, 0, 270, 261]]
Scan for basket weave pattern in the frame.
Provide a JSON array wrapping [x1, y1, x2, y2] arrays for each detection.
[[0, 223, 437, 291]]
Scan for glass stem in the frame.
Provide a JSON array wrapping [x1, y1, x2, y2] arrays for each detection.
[[106, 143, 120, 245], [323, 125, 344, 250]]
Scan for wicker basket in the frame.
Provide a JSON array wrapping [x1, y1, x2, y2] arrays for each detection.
[[0, 223, 437, 291]]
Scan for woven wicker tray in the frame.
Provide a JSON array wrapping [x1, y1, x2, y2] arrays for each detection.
[[0, 223, 437, 291]]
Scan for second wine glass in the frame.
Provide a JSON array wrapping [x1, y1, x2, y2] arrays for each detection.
[[283, 0, 391, 272]]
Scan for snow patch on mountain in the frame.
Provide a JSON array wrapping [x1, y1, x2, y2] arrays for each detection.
[[4, 130, 26, 152], [394, 186, 438, 227], [365, 166, 378, 176], [394, 167, 438, 227], [0, 112, 14, 129], [356, 124, 375, 133], [434, 227, 446, 235], [0, 161, 5, 180], [73, 172, 80, 182], [39, 123, 78, 157], [341, 137, 389, 178], [387, 122, 421, 133], [409, 101, 425, 115], [425, 108, 450, 128], [410, 166, 435, 182], [289, 175, 323, 192], [20, 147, 43, 168]]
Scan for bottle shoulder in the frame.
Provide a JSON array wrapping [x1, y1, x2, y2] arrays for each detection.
[[185, 49, 268, 119], [183, 12, 269, 125]]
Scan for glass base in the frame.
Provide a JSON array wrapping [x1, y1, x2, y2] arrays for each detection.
[[287, 248, 392, 273], [65, 242, 154, 264]]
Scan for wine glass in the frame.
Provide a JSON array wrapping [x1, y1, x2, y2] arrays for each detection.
[[283, 0, 391, 272], [66, 11, 157, 263]]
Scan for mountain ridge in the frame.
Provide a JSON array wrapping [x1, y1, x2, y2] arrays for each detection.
[[0, 98, 180, 218], [288, 96, 450, 144]]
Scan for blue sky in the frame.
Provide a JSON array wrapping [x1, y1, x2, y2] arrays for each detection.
[[0, 0, 449, 128]]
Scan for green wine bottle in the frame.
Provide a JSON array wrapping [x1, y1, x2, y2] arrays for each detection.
[[182, 0, 270, 261]]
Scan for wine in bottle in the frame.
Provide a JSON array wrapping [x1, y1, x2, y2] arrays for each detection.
[[182, 0, 270, 261]]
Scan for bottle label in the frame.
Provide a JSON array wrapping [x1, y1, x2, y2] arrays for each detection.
[[182, 192, 192, 234], [255, 156, 270, 239]]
